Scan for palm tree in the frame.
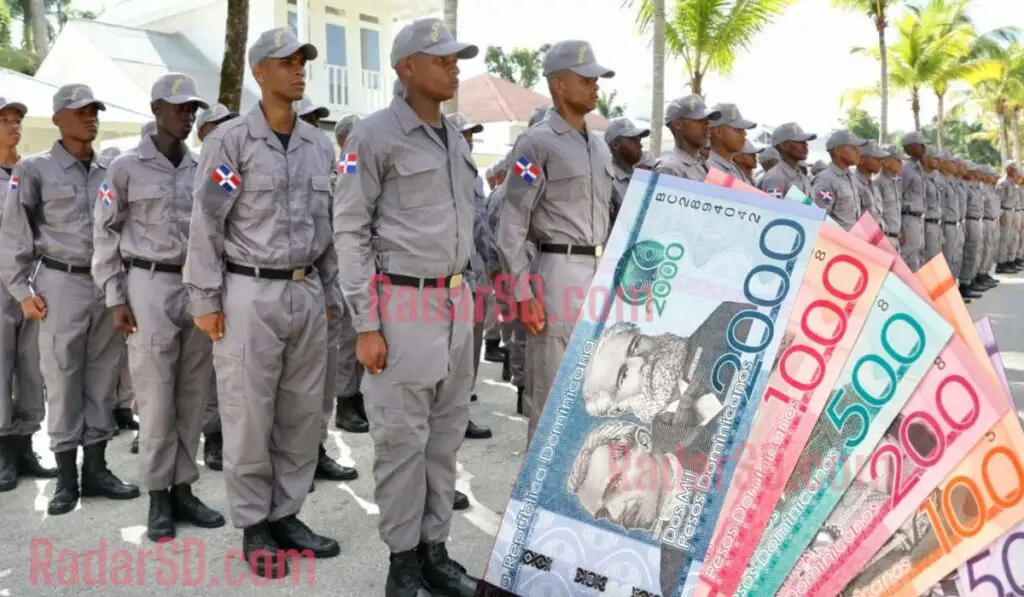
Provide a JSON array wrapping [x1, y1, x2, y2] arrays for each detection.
[[218, 0, 249, 112], [596, 90, 626, 119], [622, 0, 665, 156], [834, 0, 900, 141], [442, 0, 458, 114], [7, 0, 65, 56], [966, 40, 1024, 162]]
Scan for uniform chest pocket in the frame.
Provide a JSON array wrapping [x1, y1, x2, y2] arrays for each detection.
[[395, 155, 443, 209], [310, 176, 331, 217], [40, 183, 81, 225], [126, 183, 166, 223], [545, 161, 587, 199], [236, 175, 277, 216]]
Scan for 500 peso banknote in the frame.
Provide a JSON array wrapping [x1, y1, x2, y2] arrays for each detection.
[[483, 170, 824, 597]]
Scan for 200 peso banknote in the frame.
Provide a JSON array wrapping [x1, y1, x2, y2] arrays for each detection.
[[483, 169, 824, 597]]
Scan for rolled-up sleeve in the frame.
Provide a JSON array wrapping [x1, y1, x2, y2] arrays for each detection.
[[496, 136, 544, 302], [184, 134, 239, 317], [0, 162, 40, 302], [91, 159, 130, 306], [332, 128, 382, 333]]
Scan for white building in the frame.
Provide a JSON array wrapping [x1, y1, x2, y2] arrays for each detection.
[[36, 0, 439, 127]]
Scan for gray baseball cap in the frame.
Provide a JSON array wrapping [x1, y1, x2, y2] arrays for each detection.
[[665, 95, 720, 122], [925, 145, 940, 158], [758, 147, 780, 165], [860, 140, 889, 159], [709, 103, 756, 129], [335, 114, 361, 136], [605, 117, 649, 144], [295, 96, 329, 119], [810, 159, 828, 175], [825, 129, 868, 151], [486, 156, 509, 180], [0, 97, 27, 117], [741, 140, 763, 155], [771, 122, 816, 145], [141, 121, 157, 136], [881, 143, 907, 160], [390, 18, 478, 67], [902, 131, 927, 146], [393, 79, 404, 97], [449, 112, 483, 134], [52, 84, 106, 114], [196, 103, 238, 130], [100, 147, 121, 160], [528, 106, 549, 127], [542, 40, 614, 78], [1005, 160, 1019, 172], [248, 27, 318, 69], [967, 161, 983, 172], [150, 73, 208, 109]]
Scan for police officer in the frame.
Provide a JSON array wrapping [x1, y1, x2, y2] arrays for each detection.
[[734, 140, 761, 182], [333, 18, 480, 597], [923, 145, 944, 262], [331, 113, 370, 435], [876, 143, 904, 251], [92, 74, 225, 541], [758, 122, 816, 197], [853, 140, 888, 230], [755, 147, 780, 186], [0, 84, 140, 514], [195, 106, 238, 471], [960, 161, 988, 294], [293, 97, 360, 485], [604, 116, 650, 220], [0, 97, 54, 492], [997, 162, 1021, 273], [496, 39, 615, 444], [184, 28, 341, 577], [196, 103, 239, 142], [1014, 167, 1024, 268], [810, 159, 828, 177], [654, 95, 720, 181], [707, 103, 756, 184], [976, 166, 1001, 288], [898, 132, 927, 270], [811, 130, 866, 230]]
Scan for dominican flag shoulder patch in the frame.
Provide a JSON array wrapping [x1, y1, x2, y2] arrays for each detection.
[[337, 153, 358, 175], [8, 175, 18, 191], [211, 164, 241, 194], [768, 187, 783, 199], [513, 156, 540, 185], [816, 190, 834, 205], [98, 182, 113, 206]]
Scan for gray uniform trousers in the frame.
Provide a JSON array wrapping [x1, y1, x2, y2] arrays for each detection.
[[336, 304, 363, 399], [35, 266, 121, 451], [501, 320, 526, 389], [116, 343, 134, 410], [942, 223, 963, 279], [128, 268, 212, 490], [365, 284, 473, 553], [901, 215, 925, 271], [982, 219, 1000, 275], [925, 221, 943, 262], [483, 292, 501, 343], [999, 212, 1017, 262], [202, 370, 220, 434], [1017, 212, 1024, 259], [0, 286, 44, 436], [323, 304, 342, 441], [213, 273, 327, 528], [959, 219, 984, 284], [472, 292, 485, 383]]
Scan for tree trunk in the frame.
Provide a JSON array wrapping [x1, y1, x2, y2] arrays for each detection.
[[1013, 108, 1022, 165], [441, 0, 458, 115], [650, 0, 665, 157], [20, 16, 31, 51], [875, 11, 888, 142], [911, 87, 920, 134], [29, 0, 48, 57], [218, 0, 249, 113], [935, 92, 945, 150], [690, 71, 702, 97], [997, 104, 1009, 162]]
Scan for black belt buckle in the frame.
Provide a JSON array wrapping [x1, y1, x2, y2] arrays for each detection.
[[42, 256, 89, 275]]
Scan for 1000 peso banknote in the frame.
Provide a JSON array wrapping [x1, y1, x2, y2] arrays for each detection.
[[734, 273, 955, 597], [695, 224, 895, 597], [483, 170, 823, 597]]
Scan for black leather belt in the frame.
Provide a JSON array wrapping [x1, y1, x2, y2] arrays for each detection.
[[41, 256, 90, 275], [926, 218, 941, 224], [902, 211, 923, 217], [225, 262, 312, 281], [378, 272, 465, 289], [538, 243, 604, 257], [887, 233, 900, 238], [985, 217, 997, 221], [126, 258, 183, 274], [966, 216, 982, 221], [944, 221, 959, 225]]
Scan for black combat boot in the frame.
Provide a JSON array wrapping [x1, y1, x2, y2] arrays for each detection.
[[48, 449, 80, 515], [335, 393, 369, 433], [203, 432, 223, 471], [501, 351, 511, 382], [170, 484, 226, 528], [465, 420, 492, 440], [130, 433, 138, 454], [516, 386, 524, 416], [267, 514, 340, 558], [243, 522, 289, 579], [17, 435, 56, 479], [419, 541, 478, 597], [315, 443, 358, 481], [483, 339, 505, 363], [113, 408, 138, 431], [0, 436, 18, 491], [80, 441, 140, 500], [453, 490, 469, 511], [959, 283, 982, 299], [386, 549, 434, 597], [147, 489, 175, 542]]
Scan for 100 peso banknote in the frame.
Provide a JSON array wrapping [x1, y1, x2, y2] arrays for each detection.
[[694, 223, 895, 597], [734, 269, 955, 597], [483, 170, 823, 597]]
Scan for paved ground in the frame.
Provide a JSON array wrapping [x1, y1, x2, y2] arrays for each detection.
[[1, 275, 1022, 596]]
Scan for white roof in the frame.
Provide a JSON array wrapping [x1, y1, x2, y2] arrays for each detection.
[[0, 67, 151, 124]]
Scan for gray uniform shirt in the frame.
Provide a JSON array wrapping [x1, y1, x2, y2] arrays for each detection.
[[966, 181, 985, 219], [925, 170, 942, 221], [811, 163, 861, 230], [998, 178, 1016, 213], [854, 171, 884, 232], [707, 150, 750, 184], [874, 173, 902, 236], [757, 160, 811, 198], [333, 96, 475, 333], [0, 140, 110, 301], [471, 176, 497, 289], [92, 136, 197, 306], [611, 157, 632, 214], [935, 172, 959, 224], [653, 147, 708, 181], [901, 160, 926, 216], [183, 107, 340, 317], [985, 183, 1000, 219], [496, 110, 614, 302]]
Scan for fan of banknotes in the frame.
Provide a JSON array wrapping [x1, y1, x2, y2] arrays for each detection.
[[482, 167, 1024, 597]]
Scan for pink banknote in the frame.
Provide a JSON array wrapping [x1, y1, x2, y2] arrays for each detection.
[[973, 317, 1010, 395], [695, 223, 895, 596]]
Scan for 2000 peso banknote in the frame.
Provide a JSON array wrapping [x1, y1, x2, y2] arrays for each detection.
[[734, 270, 954, 597], [483, 170, 824, 597], [695, 224, 895, 597]]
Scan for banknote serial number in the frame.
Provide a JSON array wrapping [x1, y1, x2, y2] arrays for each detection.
[[654, 191, 764, 223]]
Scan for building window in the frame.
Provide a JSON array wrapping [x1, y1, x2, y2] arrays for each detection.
[[360, 28, 380, 73], [325, 24, 346, 66], [287, 11, 297, 35]]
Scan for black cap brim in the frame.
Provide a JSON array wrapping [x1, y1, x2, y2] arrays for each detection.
[[164, 95, 210, 110], [424, 41, 479, 61], [65, 99, 107, 111], [570, 63, 615, 79], [270, 41, 318, 62]]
